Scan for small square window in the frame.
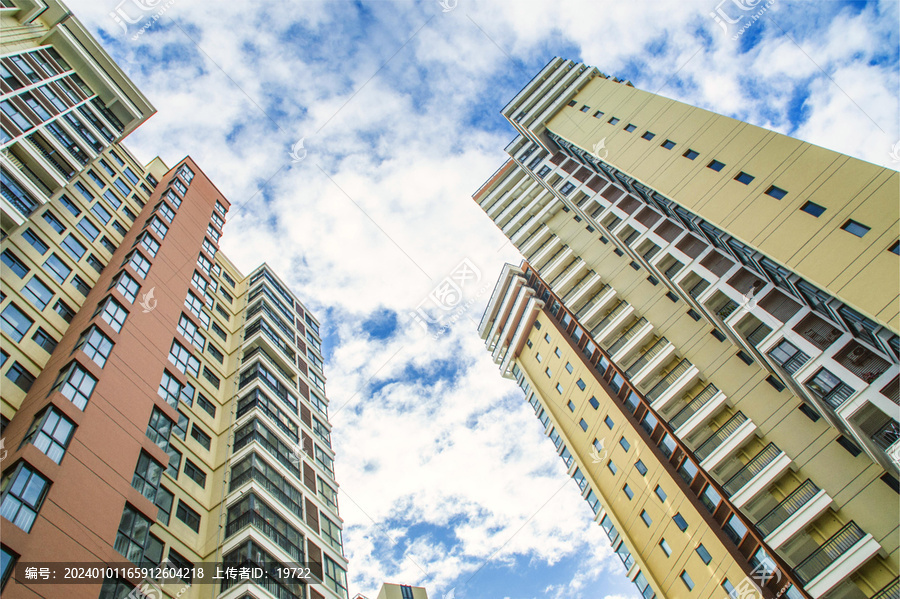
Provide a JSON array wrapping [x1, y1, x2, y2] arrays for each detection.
[[619, 437, 630, 452], [659, 539, 671, 556], [555, 383, 563, 394], [641, 131, 655, 140], [565, 362, 573, 374], [607, 460, 617, 474], [579, 419, 588, 431], [576, 379, 586, 391], [666, 291, 679, 302], [545, 367, 552, 378], [765, 185, 787, 199], [841, 219, 870, 238], [593, 110, 604, 118], [604, 416, 614, 429], [696, 544, 712, 565], [629, 261, 639, 270], [567, 400, 576, 412], [567, 100, 578, 107], [736, 350, 754, 365], [526, 339, 533, 348], [613, 248, 624, 257], [888, 241, 899, 255], [635, 460, 647, 476], [588, 397, 599, 409], [707, 159, 725, 172], [734, 171, 754, 184], [766, 375, 785, 391], [536, 352, 542, 363], [673, 513, 688, 531], [680, 570, 694, 590], [711, 329, 726, 342], [683, 149, 699, 160], [555, 347, 561, 358], [800, 201, 826, 217], [623, 484, 634, 499], [608, 117, 620, 125], [798, 403, 820, 422], [544, 333, 551, 343], [687, 309, 701, 321], [661, 139, 676, 150], [580, 105, 590, 113], [647, 276, 659, 286], [624, 124, 636, 133]]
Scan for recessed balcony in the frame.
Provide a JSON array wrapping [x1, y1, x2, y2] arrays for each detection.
[[795, 521, 882, 598], [695, 412, 757, 471], [722, 443, 792, 508], [758, 479, 834, 550]]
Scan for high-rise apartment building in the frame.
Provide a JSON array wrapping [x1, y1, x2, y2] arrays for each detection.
[[1, 2, 349, 599], [476, 58, 898, 599]]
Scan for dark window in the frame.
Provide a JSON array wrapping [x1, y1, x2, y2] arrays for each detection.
[[189, 424, 211, 450], [711, 329, 726, 342], [800, 201, 826, 217], [183, 459, 206, 487], [798, 403, 820, 422], [22, 229, 48, 254], [608, 117, 620, 125], [0, 462, 50, 532], [888, 241, 899, 255], [841, 220, 870, 238], [661, 139, 676, 150], [736, 350, 754, 365], [22, 407, 74, 463], [673, 513, 688, 531], [641, 131, 655, 140], [765, 185, 787, 199], [6, 361, 36, 391], [624, 124, 636, 132], [766, 375, 785, 391], [175, 500, 200, 532], [666, 291, 678, 302], [707, 160, 725, 172], [734, 172, 754, 184], [635, 460, 648, 476], [836, 435, 861, 457], [1, 250, 29, 278], [683, 149, 699, 160], [687, 309, 701, 321], [31, 327, 58, 353]]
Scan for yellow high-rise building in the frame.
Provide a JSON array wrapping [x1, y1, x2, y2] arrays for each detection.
[[477, 58, 898, 599]]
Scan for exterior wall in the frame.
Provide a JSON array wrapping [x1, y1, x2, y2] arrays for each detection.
[[476, 58, 899, 599], [375, 583, 429, 599]]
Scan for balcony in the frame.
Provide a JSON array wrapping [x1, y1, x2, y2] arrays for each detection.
[[757, 480, 834, 549], [607, 317, 650, 358], [624, 337, 673, 384], [695, 412, 757, 471], [722, 443, 791, 508], [872, 577, 899, 599], [591, 301, 632, 342], [668, 383, 722, 432], [768, 339, 811, 375], [795, 521, 882, 598], [805, 367, 856, 410], [646, 359, 696, 405]]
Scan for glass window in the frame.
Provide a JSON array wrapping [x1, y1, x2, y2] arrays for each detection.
[[673, 512, 688, 532], [75, 326, 114, 367], [22, 228, 49, 254], [23, 276, 54, 310], [98, 296, 128, 332], [640, 510, 652, 526], [113, 271, 140, 303], [635, 460, 648, 476], [1, 463, 50, 532], [54, 361, 97, 409], [131, 451, 163, 502], [6, 361, 36, 392], [1, 303, 33, 341], [43, 253, 71, 284], [77, 217, 100, 241], [31, 327, 58, 353], [114, 504, 162, 565], [175, 500, 200, 532], [696, 544, 712, 565], [654, 485, 667, 502], [1, 250, 29, 278], [146, 407, 173, 452]]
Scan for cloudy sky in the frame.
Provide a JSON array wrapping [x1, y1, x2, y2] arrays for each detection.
[[69, 0, 898, 597]]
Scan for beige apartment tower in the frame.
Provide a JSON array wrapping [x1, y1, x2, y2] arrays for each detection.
[[477, 58, 898, 599]]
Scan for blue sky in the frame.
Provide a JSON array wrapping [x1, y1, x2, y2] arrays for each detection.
[[71, 0, 898, 597]]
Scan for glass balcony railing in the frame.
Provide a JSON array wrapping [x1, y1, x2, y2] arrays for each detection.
[[723, 443, 781, 496], [695, 412, 747, 462], [795, 522, 866, 584], [756, 479, 820, 537], [668, 383, 718, 429]]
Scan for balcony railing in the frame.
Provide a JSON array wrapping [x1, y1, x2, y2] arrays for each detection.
[[723, 443, 781, 496], [872, 577, 899, 599], [833, 340, 891, 382], [25, 134, 74, 180], [229, 464, 304, 519], [646, 359, 693, 403], [668, 383, 719, 429], [746, 323, 772, 347], [769, 343, 811, 375], [625, 338, 669, 378], [871, 419, 899, 452], [695, 412, 748, 462], [591, 300, 628, 337], [220, 559, 303, 599], [550, 258, 581, 287], [716, 299, 739, 321], [756, 479, 821, 537], [562, 272, 594, 302], [607, 317, 648, 355], [795, 521, 866, 584], [575, 284, 611, 318], [225, 510, 304, 561]]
